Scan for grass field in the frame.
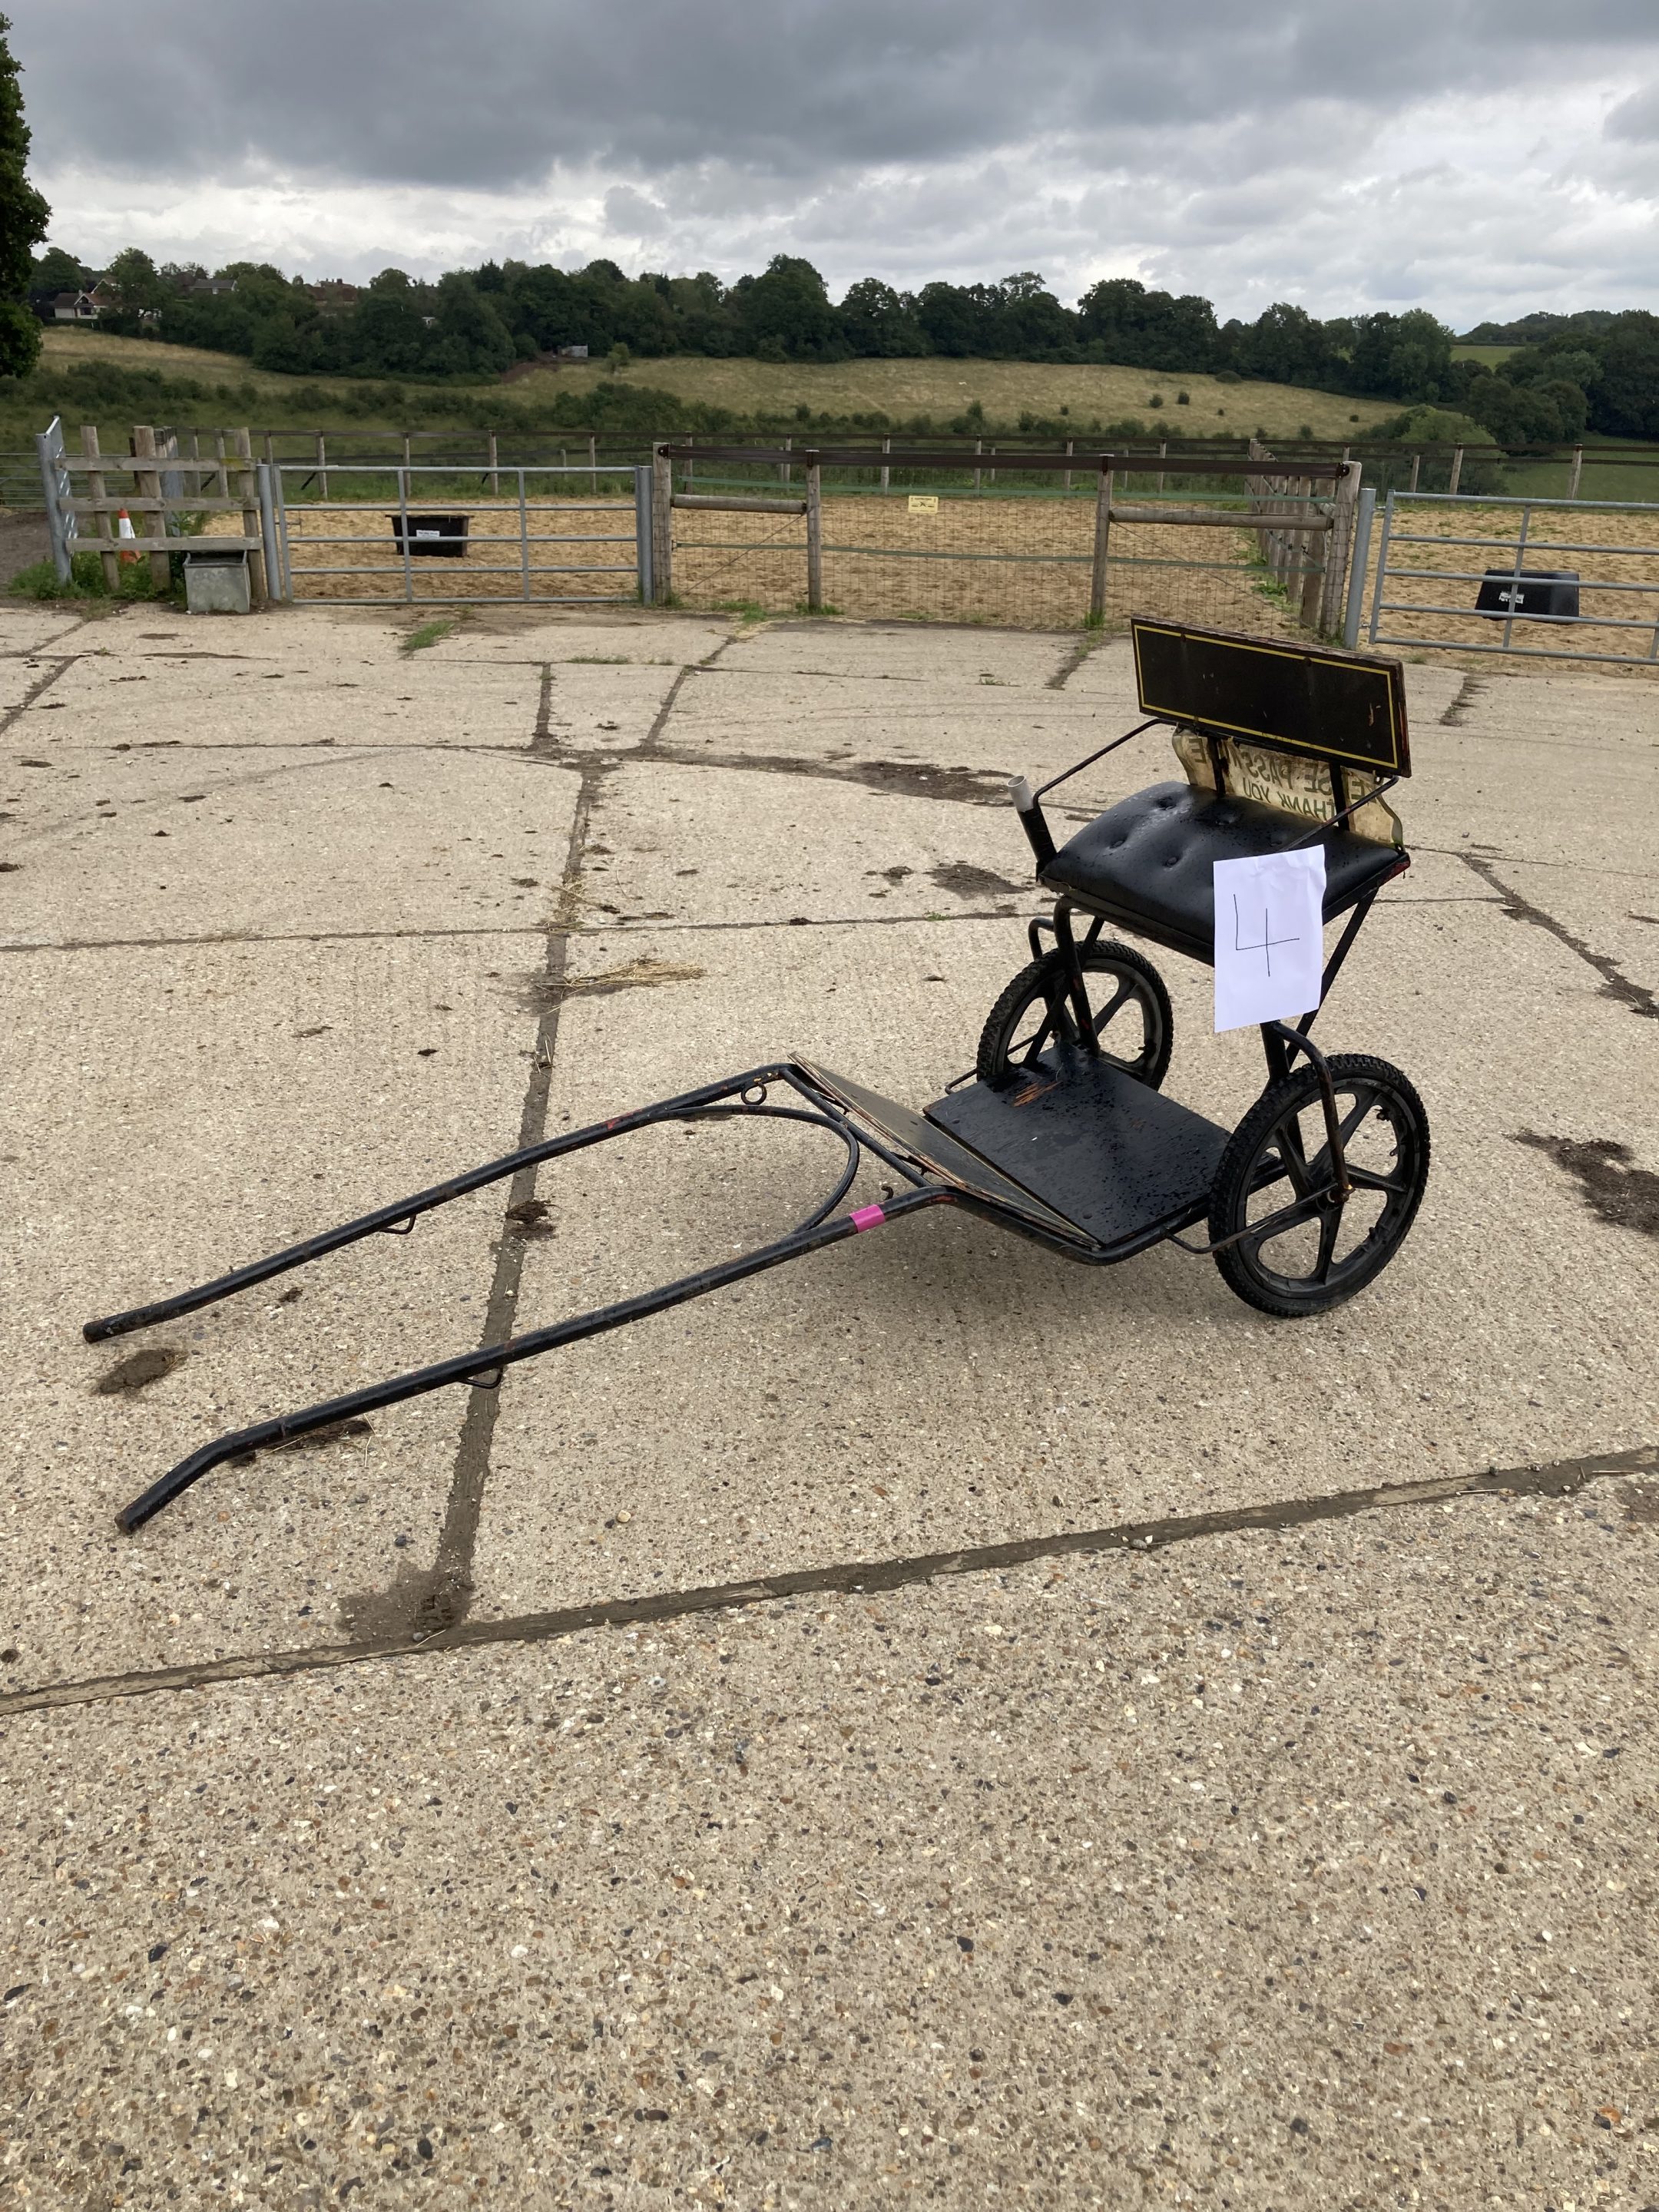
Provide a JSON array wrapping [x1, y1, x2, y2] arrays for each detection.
[[505, 353, 1399, 439], [1451, 343, 1522, 366], [31, 328, 1399, 442]]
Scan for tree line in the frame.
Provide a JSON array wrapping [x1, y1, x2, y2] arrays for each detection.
[[28, 237, 1659, 449]]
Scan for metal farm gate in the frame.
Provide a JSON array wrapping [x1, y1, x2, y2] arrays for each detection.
[[269, 462, 653, 606], [1366, 489, 1659, 669]]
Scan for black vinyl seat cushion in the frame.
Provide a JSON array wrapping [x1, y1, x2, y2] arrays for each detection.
[[1041, 780, 1408, 964]]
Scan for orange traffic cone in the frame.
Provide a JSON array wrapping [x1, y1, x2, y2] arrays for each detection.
[[117, 508, 137, 565]]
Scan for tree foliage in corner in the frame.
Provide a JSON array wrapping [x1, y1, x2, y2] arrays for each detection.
[[0, 11, 48, 381]]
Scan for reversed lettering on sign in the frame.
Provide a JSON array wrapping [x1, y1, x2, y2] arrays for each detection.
[[1174, 730, 1402, 848]]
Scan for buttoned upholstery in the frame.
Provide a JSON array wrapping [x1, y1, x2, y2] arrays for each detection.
[[1040, 781, 1408, 965]]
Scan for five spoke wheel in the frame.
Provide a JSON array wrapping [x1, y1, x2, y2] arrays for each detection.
[[976, 942, 1174, 1091], [1207, 1053, 1430, 1316]]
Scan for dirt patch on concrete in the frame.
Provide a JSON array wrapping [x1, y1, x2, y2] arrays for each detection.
[[929, 859, 1028, 900], [519, 956, 705, 1011], [1512, 1131, 1659, 1240], [94, 1346, 184, 1395]]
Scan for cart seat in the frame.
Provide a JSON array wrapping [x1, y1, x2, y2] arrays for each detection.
[[1041, 780, 1408, 965]]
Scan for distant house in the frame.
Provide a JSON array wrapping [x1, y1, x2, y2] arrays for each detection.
[[47, 290, 100, 322], [303, 280, 359, 311], [187, 276, 237, 298], [558, 344, 589, 360]]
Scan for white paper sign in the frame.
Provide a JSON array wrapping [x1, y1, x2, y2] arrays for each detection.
[[1213, 848, 1326, 1031]]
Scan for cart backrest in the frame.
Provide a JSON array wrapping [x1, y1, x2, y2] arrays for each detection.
[[1131, 618, 1411, 777], [1131, 618, 1410, 849]]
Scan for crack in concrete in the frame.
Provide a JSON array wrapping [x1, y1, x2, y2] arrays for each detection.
[[1439, 674, 1485, 727], [4, 1442, 1652, 1718], [336, 637, 737, 1642], [1461, 853, 1657, 1019], [346, 761, 604, 1643], [648, 744, 1012, 807], [1046, 637, 1097, 691], [0, 657, 75, 738]]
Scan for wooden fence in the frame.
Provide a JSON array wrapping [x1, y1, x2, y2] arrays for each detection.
[[652, 442, 1360, 637], [38, 422, 269, 599]]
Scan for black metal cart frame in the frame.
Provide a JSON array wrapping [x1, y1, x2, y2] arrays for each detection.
[[91, 618, 1429, 1535]]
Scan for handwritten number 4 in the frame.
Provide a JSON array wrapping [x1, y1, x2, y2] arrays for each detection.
[[1233, 895, 1300, 977]]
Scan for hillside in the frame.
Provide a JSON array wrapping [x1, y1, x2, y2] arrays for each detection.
[[22, 328, 1400, 444]]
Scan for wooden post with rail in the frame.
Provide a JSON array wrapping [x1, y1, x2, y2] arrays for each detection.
[[80, 425, 120, 590], [231, 427, 268, 603], [1088, 462, 1114, 624], [1316, 460, 1363, 639], [131, 425, 171, 593]]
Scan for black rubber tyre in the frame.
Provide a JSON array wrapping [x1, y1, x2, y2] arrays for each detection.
[[1209, 1053, 1430, 1318], [975, 941, 1174, 1091]]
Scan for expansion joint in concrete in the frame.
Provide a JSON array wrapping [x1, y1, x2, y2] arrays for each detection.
[[1462, 852, 1657, 1020], [3, 1443, 1652, 1720]]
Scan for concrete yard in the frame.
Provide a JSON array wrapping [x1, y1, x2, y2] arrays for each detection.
[[0, 598, 1656, 2209]]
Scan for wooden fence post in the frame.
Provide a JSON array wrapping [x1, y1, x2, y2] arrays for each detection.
[[488, 430, 499, 498], [651, 444, 674, 604], [589, 433, 598, 492], [1448, 446, 1463, 496], [1064, 439, 1073, 493], [232, 428, 267, 603], [1317, 460, 1363, 639], [1408, 451, 1421, 494], [880, 435, 890, 494], [1088, 464, 1114, 624], [1566, 445, 1584, 501], [81, 425, 119, 590], [805, 455, 823, 612], [973, 438, 982, 494], [1246, 437, 1273, 575], [131, 426, 171, 592]]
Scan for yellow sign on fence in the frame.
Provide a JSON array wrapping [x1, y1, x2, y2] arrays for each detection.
[[907, 494, 939, 515]]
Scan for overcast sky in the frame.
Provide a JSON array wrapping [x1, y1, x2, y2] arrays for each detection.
[[12, 1, 1659, 324]]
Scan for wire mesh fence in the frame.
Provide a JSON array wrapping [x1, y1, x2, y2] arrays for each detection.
[[663, 452, 1344, 637], [669, 487, 1325, 633]]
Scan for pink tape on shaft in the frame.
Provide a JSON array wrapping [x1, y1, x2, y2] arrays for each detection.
[[849, 1204, 886, 1233]]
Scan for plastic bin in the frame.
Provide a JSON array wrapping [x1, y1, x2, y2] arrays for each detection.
[[1475, 568, 1580, 622], [389, 514, 469, 558]]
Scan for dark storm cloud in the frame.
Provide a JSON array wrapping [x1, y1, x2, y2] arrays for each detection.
[[11, 0, 1658, 192]]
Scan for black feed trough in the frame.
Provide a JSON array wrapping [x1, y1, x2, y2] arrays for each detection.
[[90, 619, 1433, 1536], [1475, 568, 1579, 621], [389, 512, 469, 558]]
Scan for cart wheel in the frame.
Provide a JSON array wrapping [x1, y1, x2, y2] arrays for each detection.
[[976, 942, 1173, 1090], [1208, 1053, 1429, 1318]]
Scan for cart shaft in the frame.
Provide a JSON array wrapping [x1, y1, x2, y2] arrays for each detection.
[[114, 1183, 947, 1532]]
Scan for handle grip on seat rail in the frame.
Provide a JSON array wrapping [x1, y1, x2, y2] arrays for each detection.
[[1010, 777, 1056, 870]]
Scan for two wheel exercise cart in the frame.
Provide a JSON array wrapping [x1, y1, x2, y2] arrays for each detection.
[[91, 620, 1430, 1534]]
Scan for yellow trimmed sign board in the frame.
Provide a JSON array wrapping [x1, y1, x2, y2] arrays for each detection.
[[907, 494, 939, 515]]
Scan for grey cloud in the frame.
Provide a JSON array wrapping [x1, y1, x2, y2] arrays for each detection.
[[11, 0, 1659, 192], [15, 0, 1659, 323], [1605, 81, 1659, 140]]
